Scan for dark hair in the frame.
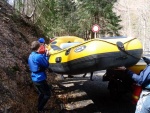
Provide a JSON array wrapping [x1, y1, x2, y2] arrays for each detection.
[[31, 41, 40, 51]]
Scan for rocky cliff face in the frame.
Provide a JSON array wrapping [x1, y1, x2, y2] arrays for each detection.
[[0, 1, 46, 112]]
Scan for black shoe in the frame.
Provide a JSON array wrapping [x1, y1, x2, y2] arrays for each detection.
[[38, 107, 52, 113], [38, 111, 45, 113], [60, 104, 65, 110], [38, 109, 45, 113]]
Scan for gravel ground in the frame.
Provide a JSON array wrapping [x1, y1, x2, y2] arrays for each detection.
[[52, 70, 136, 113]]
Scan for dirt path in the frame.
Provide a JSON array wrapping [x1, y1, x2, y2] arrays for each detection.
[[52, 71, 136, 113]]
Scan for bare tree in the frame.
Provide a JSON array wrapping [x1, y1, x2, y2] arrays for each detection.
[[114, 0, 150, 52]]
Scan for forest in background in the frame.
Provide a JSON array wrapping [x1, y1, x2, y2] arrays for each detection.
[[7, 0, 150, 52], [7, 0, 122, 39], [114, 0, 150, 53]]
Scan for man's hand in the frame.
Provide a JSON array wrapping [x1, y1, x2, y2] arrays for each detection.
[[46, 50, 50, 56], [142, 57, 150, 64]]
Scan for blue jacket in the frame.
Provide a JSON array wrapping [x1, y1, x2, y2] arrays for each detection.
[[127, 64, 150, 89], [28, 52, 49, 82]]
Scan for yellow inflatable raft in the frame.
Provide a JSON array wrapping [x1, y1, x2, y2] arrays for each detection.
[[48, 36, 143, 74], [128, 59, 146, 74]]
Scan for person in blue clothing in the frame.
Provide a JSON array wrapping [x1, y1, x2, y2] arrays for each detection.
[[28, 41, 51, 113], [118, 57, 150, 113]]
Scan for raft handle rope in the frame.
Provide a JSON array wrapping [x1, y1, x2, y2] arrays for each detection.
[[116, 41, 141, 60]]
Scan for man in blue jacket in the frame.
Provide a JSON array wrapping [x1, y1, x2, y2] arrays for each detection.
[[28, 41, 50, 112], [119, 57, 150, 113]]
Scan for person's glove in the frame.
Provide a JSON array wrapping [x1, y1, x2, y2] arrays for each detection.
[[142, 57, 150, 64]]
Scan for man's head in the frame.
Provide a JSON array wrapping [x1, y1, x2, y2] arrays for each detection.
[[31, 41, 40, 51], [38, 38, 45, 43]]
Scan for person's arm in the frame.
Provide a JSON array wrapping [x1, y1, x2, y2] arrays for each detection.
[[126, 65, 150, 85], [126, 69, 142, 83], [116, 66, 148, 85]]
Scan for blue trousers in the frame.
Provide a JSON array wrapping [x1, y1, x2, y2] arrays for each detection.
[[34, 80, 51, 111], [135, 90, 150, 113]]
